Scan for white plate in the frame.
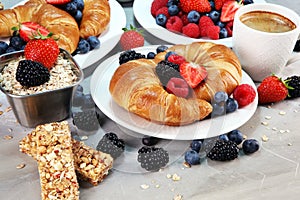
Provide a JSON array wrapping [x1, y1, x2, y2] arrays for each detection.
[[133, 0, 266, 47], [90, 45, 258, 140], [4, 0, 126, 69]]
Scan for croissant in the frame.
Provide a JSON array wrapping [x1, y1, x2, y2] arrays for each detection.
[[156, 42, 242, 102], [109, 58, 213, 126], [80, 0, 110, 38], [0, 0, 79, 53]]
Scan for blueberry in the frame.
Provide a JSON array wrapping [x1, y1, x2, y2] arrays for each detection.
[[74, 10, 83, 24], [187, 10, 201, 23], [226, 97, 238, 113], [65, 2, 77, 16], [209, 10, 221, 23], [87, 36, 101, 50], [242, 139, 259, 154], [156, 14, 167, 27], [73, 0, 84, 11], [9, 36, 25, 50], [214, 91, 228, 104], [168, 5, 179, 16], [165, 51, 176, 60], [209, 1, 215, 10], [0, 41, 9, 55], [190, 140, 202, 153], [142, 136, 160, 146], [167, 0, 179, 7], [5, 46, 16, 53], [212, 103, 225, 116], [147, 52, 156, 59], [156, 45, 168, 53], [227, 129, 243, 145], [219, 134, 229, 141], [243, 0, 254, 5], [77, 39, 90, 54], [219, 27, 228, 39], [184, 150, 200, 165], [82, 94, 95, 109], [216, 21, 225, 28]]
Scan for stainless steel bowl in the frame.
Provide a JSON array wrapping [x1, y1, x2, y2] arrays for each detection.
[[0, 49, 84, 128]]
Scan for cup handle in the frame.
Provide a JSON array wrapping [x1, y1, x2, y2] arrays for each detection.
[[286, 52, 300, 66]]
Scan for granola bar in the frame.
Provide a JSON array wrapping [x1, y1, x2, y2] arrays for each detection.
[[19, 121, 114, 186], [34, 121, 79, 200]]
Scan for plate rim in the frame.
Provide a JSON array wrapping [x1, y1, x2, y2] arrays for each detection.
[[90, 45, 258, 140]]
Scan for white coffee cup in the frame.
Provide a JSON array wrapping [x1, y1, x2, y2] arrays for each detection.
[[232, 3, 300, 82]]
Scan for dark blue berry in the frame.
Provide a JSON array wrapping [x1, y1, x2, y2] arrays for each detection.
[[87, 36, 101, 50], [167, 0, 179, 7], [142, 136, 160, 146], [73, 90, 85, 107], [165, 51, 176, 60], [156, 45, 168, 53], [73, 0, 84, 11], [226, 97, 238, 113], [156, 14, 167, 27], [187, 10, 201, 23], [216, 21, 225, 28], [9, 36, 25, 50], [242, 139, 259, 154], [77, 39, 90, 54], [219, 27, 228, 39], [74, 10, 83, 24], [65, 2, 77, 16], [209, 1, 215, 10], [76, 84, 84, 92], [184, 150, 200, 165], [72, 110, 100, 132], [168, 5, 179, 16], [147, 52, 156, 59], [243, 0, 254, 5], [214, 91, 228, 104], [190, 140, 202, 153], [212, 103, 225, 116], [0, 41, 9, 55], [219, 134, 229, 141], [227, 129, 243, 145], [209, 10, 221, 23], [5, 46, 16, 53]]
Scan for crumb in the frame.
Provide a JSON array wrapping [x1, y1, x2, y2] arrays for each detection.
[[5, 106, 12, 112], [0, 111, 3, 115], [16, 163, 26, 169], [3, 135, 13, 140], [288, 143, 292, 146], [167, 174, 172, 179], [261, 135, 269, 142], [173, 194, 183, 200], [183, 162, 191, 168], [279, 111, 286, 115], [265, 116, 272, 120], [172, 173, 181, 181], [140, 184, 150, 190], [261, 121, 269, 126]]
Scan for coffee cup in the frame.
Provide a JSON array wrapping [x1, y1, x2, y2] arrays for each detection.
[[232, 3, 300, 82]]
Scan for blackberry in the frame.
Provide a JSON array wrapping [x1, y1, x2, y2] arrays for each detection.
[[207, 140, 239, 161], [137, 146, 169, 171], [72, 110, 100, 131], [119, 50, 145, 65], [155, 60, 181, 86], [285, 76, 300, 99], [16, 60, 50, 87], [96, 132, 125, 159]]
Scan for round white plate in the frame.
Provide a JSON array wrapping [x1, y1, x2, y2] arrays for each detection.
[[133, 0, 266, 47], [4, 0, 126, 69], [90, 45, 258, 140]]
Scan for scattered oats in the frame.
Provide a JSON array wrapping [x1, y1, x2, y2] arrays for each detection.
[[272, 127, 278, 131], [279, 111, 286, 115], [167, 174, 172, 179], [265, 116, 272, 120], [288, 143, 292, 146], [294, 110, 298, 113], [279, 130, 286, 133], [0, 103, 2, 107], [261, 135, 269, 142], [261, 121, 269, 126], [172, 173, 181, 181], [80, 136, 88, 141], [0, 111, 3, 115], [265, 127, 271, 130], [8, 128, 12, 132], [267, 105, 272, 109], [286, 129, 290, 133], [183, 162, 191, 168], [5, 106, 12, 112], [140, 184, 150, 189], [173, 194, 183, 200], [16, 163, 26, 169], [3, 135, 13, 140], [171, 188, 175, 192], [243, 135, 248, 140], [155, 184, 160, 188]]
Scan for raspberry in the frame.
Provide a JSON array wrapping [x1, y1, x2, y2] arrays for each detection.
[[182, 23, 200, 38], [166, 77, 189, 98], [207, 140, 239, 161], [199, 16, 216, 37], [166, 16, 183, 33], [214, 0, 228, 10], [151, 0, 168, 17], [167, 54, 186, 65], [199, 16, 214, 28], [180, 14, 189, 26], [233, 84, 256, 107], [225, 20, 233, 37], [155, 6, 170, 18], [96, 132, 125, 159], [137, 146, 169, 171], [206, 25, 220, 40]]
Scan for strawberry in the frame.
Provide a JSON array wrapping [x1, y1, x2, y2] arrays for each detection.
[[257, 75, 289, 104], [24, 37, 59, 70], [46, 0, 71, 5], [220, 0, 243, 22], [13, 22, 50, 42], [179, 0, 211, 13], [179, 62, 207, 88], [120, 25, 144, 51]]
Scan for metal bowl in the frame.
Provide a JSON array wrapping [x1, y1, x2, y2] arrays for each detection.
[[0, 49, 83, 128]]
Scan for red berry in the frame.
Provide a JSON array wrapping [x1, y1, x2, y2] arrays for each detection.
[[166, 77, 189, 98], [179, 0, 211, 13], [151, 0, 168, 17], [180, 62, 207, 88], [182, 23, 200, 38], [18, 22, 50, 42], [155, 6, 170, 18], [167, 54, 186, 65], [206, 25, 220, 40], [233, 84, 256, 107], [120, 25, 144, 51], [166, 16, 183, 33]]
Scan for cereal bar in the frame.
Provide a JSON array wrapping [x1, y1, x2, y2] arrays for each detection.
[[19, 121, 114, 186], [34, 121, 79, 200]]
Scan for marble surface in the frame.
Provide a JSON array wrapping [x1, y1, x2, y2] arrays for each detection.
[[1, 0, 300, 200]]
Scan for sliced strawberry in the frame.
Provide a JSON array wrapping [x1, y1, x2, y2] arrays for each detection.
[[220, 0, 242, 22], [46, 0, 71, 5], [179, 62, 207, 88], [19, 22, 50, 42]]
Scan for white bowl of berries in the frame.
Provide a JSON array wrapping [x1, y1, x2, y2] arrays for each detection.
[[0, 47, 83, 128]]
